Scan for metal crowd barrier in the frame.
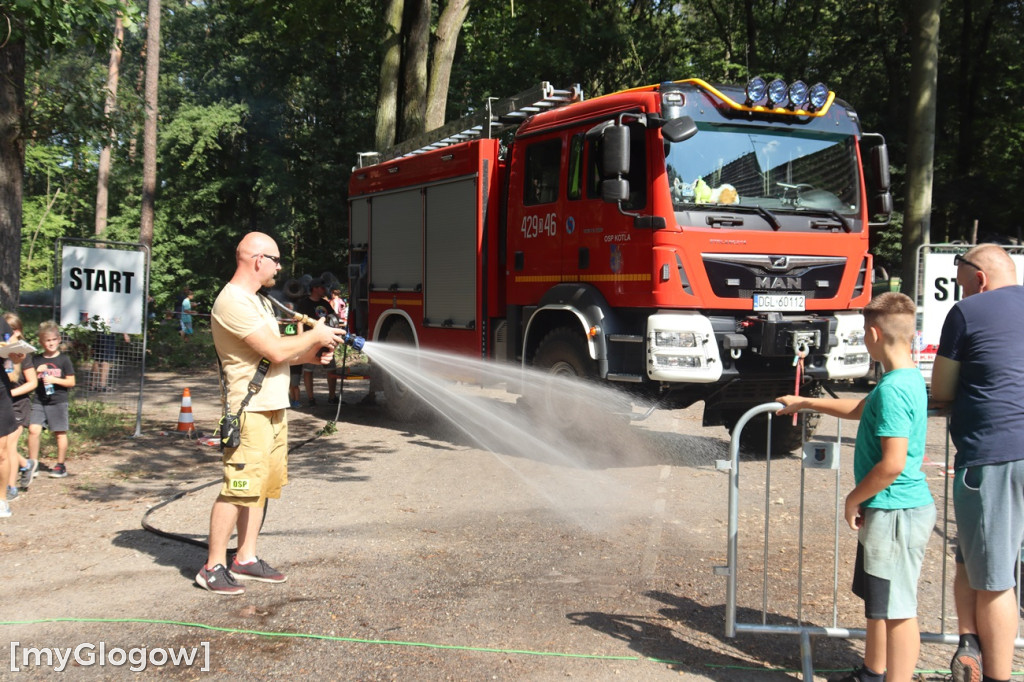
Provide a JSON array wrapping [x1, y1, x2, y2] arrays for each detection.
[[715, 402, 1024, 680]]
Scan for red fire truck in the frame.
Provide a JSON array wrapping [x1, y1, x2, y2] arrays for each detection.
[[348, 79, 891, 450]]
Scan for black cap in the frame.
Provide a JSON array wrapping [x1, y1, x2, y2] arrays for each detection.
[[309, 278, 326, 290]]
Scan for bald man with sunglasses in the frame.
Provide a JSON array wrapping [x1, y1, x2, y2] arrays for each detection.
[[932, 244, 1024, 682], [196, 232, 347, 595]]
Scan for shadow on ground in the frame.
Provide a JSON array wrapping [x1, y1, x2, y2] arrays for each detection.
[[567, 591, 863, 680]]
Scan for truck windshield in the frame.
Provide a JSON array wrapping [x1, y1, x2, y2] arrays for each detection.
[[665, 123, 861, 221]]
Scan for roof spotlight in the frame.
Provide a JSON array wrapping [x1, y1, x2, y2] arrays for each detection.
[[746, 76, 768, 106], [767, 79, 788, 107], [808, 82, 829, 110], [788, 80, 808, 109]]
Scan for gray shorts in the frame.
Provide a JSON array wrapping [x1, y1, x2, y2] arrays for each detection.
[[954, 459, 1024, 591], [30, 401, 70, 432], [853, 504, 936, 620]]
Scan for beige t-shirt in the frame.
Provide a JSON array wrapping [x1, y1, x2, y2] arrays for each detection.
[[211, 283, 289, 412]]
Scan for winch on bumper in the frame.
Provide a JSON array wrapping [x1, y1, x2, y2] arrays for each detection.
[[734, 313, 830, 357], [718, 311, 870, 380]]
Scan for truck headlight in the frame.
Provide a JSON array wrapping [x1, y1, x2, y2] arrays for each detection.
[[847, 329, 865, 346], [654, 354, 702, 368], [654, 330, 697, 348], [844, 353, 870, 365]]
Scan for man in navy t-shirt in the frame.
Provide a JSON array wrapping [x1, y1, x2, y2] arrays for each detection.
[[933, 244, 1024, 682]]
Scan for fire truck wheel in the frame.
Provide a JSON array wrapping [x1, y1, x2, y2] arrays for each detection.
[[734, 413, 817, 455], [532, 328, 597, 380], [524, 328, 599, 424], [726, 385, 822, 455], [379, 322, 429, 421]]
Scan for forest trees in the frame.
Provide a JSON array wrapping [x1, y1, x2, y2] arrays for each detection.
[[0, 0, 136, 309], [375, 0, 471, 150], [4, 0, 1024, 312]]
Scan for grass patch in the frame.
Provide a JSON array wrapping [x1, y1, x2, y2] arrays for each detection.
[[27, 398, 134, 463]]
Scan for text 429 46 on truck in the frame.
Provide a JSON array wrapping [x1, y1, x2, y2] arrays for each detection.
[[348, 77, 892, 452]]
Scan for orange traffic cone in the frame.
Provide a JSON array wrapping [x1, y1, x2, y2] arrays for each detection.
[[176, 388, 196, 432]]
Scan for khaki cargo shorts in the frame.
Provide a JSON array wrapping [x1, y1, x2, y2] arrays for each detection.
[[220, 409, 288, 506]]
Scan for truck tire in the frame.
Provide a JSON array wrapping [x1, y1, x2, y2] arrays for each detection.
[[379, 322, 430, 421], [533, 328, 597, 380], [525, 327, 599, 426], [727, 385, 822, 456], [740, 412, 818, 455]]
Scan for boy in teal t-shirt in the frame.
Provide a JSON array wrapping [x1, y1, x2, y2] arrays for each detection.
[[778, 292, 935, 682]]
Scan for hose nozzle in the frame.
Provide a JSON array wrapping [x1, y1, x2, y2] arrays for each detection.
[[343, 333, 365, 351]]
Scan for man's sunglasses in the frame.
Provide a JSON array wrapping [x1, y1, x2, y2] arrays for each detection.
[[953, 253, 982, 271], [252, 253, 282, 265]]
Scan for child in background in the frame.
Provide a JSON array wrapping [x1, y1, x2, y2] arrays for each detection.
[[777, 292, 935, 682], [329, 288, 347, 322], [3, 313, 38, 499], [28, 322, 76, 478], [180, 288, 195, 340]]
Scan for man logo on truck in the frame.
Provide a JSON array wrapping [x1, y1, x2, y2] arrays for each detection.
[[755, 276, 803, 290]]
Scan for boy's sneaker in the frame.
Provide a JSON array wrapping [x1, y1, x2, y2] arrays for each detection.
[[195, 564, 245, 595], [327, 395, 339, 404], [50, 463, 68, 478], [229, 557, 287, 583], [0, 499, 10, 518], [6, 486, 17, 501], [826, 665, 882, 682], [18, 459, 38, 488], [289, 400, 301, 409], [950, 637, 982, 682], [306, 398, 317, 407]]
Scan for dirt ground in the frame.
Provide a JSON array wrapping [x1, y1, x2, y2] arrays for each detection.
[[2, 368, 1021, 680]]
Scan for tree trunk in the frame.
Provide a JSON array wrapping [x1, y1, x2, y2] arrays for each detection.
[[743, 0, 757, 75], [425, 0, 470, 132], [953, 0, 995, 241], [375, 0, 404, 150], [140, 0, 161, 249], [902, 0, 940, 284], [0, 34, 26, 310], [95, 8, 125, 237], [401, 0, 430, 140]]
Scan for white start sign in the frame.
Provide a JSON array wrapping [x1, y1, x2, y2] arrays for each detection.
[[60, 246, 146, 334], [919, 250, 1024, 354]]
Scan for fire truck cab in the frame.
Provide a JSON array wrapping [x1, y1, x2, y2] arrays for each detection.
[[349, 79, 892, 451]]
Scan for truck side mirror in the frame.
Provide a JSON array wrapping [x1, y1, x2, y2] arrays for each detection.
[[870, 144, 890, 192], [661, 116, 698, 143], [870, 192, 893, 219], [602, 125, 630, 176], [861, 133, 892, 224], [602, 178, 629, 203]]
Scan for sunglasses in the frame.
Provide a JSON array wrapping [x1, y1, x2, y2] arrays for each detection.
[[252, 253, 283, 265], [953, 253, 982, 271]]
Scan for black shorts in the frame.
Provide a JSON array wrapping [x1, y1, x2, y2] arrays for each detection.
[[11, 397, 30, 426], [94, 333, 116, 362], [0, 392, 16, 437]]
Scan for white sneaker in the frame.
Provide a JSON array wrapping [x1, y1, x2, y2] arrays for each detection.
[[0, 500, 11, 518]]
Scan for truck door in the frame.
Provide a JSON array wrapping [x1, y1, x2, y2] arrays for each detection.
[[507, 137, 563, 305], [568, 120, 650, 303]]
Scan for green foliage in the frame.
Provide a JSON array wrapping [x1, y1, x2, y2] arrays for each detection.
[[20, 144, 93, 291], [144, 321, 218, 372], [12, 0, 1024, 304]]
